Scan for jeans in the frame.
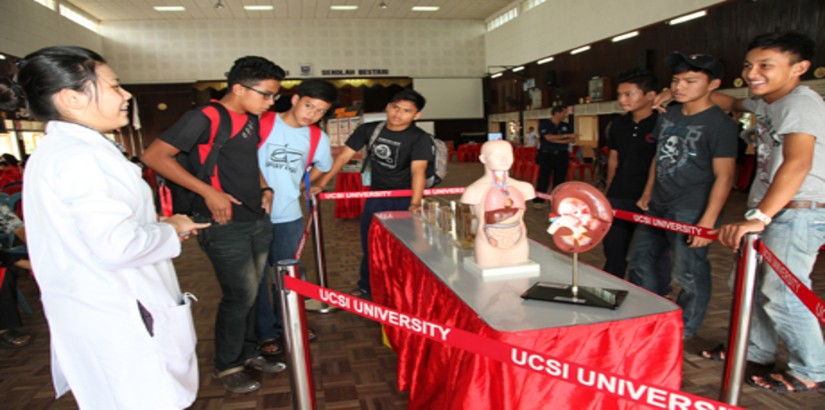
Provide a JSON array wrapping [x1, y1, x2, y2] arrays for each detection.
[[199, 216, 272, 371], [603, 198, 673, 294], [359, 197, 411, 293], [533, 150, 568, 203], [747, 208, 825, 382], [627, 207, 710, 339], [255, 218, 304, 341]]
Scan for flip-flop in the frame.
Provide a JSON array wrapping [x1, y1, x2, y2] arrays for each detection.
[[699, 344, 726, 362], [259, 338, 283, 356], [0, 329, 31, 348], [747, 370, 825, 394]]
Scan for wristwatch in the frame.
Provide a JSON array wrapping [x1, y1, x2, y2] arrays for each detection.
[[744, 208, 771, 225]]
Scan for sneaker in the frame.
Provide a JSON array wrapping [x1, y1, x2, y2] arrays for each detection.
[[245, 355, 287, 373], [213, 368, 260, 394]]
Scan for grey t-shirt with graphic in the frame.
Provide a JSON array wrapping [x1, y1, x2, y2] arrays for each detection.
[[743, 85, 825, 208], [650, 104, 738, 210]]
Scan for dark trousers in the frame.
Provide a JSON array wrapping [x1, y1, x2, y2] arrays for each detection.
[[0, 269, 21, 330], [534, 150, 569, 202], [199, 216, 272, 371], [358, 197, 411, 293]]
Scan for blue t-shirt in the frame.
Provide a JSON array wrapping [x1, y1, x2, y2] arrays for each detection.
[[258, 113, 333, 223]]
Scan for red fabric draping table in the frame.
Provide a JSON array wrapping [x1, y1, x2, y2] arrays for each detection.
[[333, 172, 369, 219], [369, 213, 683, 410]]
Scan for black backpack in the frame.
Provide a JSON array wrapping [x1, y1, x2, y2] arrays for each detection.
[[162, 102, 257, 216]]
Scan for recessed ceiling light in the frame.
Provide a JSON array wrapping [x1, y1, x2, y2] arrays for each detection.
[[244, 5, 273, 11], [668, 10, 707, 25], [537, 56, 554, 65], [611, 31, 638, 42], [0, 55, 6, 60], [491, 72, 503, 79], [512, 66, 525, 72], [330, 5, 358, 11], [570, 45, 590, 55], [412, 6, 439, 12], [154, 6, 185, 12]]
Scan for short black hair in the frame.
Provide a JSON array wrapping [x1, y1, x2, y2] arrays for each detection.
[[671, 62, 719, 81], [747, 31, 815, 63], [295, 79, 339, 104], [551, 105, 567, 115], [617, 68, 658, 94], [226, 56, 285, 87], [389, 89, 426, 111]]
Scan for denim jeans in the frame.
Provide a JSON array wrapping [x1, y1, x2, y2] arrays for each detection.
[[255, 218, 304, 341], [747, 208, 825, 382], [627, 207, 710, 338], [359, 197, 411, 293], [199, 216, 272, 372]]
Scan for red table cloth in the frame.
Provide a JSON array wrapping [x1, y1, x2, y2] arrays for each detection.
[[369, 216, 683, 410], [333, 172, 369, 219]]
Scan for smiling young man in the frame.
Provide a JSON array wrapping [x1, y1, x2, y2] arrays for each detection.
[[254, 79, 338, 356], [313, 90, 433, 298], [712, 32, 825, 394], [142, 56, 288, 394], [626, 52, 737, 340]]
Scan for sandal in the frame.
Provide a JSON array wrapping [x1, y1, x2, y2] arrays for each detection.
[[699, 344, 726, 362], [349, 288, 371, 301], [747, 370, 825, 394], [259, 338, 283, 356], [0, 329, 32, 349]]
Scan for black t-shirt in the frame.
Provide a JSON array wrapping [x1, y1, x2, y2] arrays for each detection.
[[160, 104, 264, 221], [650, 104, 738, 210], [538, 119, 573, 152], [346, 122, 433, 190], [606, 111, 658, 199]]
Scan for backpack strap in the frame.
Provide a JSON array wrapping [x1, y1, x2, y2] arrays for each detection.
[[360, 121, 385, 172], [199, 102, 233, 181], [306, 124, 322, 172], [258, 111, 276, 148]]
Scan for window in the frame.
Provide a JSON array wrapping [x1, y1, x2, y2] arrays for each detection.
[[59, 4, 100, 33], [523, 0, 546, 12], [487, 8, 518, 32], [32, 0, 56, 10]]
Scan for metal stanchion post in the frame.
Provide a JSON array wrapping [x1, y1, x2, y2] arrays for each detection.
[[720, 232, 761, 405], [276, 260, 316, 410], [306, 194, 337, 313]]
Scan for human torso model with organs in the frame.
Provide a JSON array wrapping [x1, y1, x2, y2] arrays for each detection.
[[461, 140, 536, 268]]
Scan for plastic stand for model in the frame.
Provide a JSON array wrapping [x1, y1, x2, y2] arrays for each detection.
[[521, 253, 627, 310]]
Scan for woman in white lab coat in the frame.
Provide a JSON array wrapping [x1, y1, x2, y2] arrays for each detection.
[[8, 46, 208, 409]]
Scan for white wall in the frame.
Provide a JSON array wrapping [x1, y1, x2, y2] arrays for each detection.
[[101, 18, 487, 83], [484, 0, 725, 69], [413, 78, 484, 119], [0, 0, 103, 58]]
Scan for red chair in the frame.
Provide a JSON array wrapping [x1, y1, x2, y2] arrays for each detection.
[[567, 146, 593, 181]]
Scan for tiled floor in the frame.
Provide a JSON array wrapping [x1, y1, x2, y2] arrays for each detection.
[[1, 160, 823, 409]]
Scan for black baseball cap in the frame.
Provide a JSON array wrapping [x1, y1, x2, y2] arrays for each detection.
[[666, 52, 724, 79]]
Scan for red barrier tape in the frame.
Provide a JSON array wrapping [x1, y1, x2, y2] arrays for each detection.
[[293, 211, 314, 261], [317, 186, 465, 200], [757, 240, 825, 325], [284, 275, 743, 410]]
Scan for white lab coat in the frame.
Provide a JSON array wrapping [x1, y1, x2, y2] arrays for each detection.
[[23, 121, 198, 409]]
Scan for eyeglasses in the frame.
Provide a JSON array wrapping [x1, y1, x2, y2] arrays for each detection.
[[241, 84, 279, 101]]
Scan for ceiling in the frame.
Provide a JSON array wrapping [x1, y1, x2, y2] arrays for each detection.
[[68, 0, 515, 22]]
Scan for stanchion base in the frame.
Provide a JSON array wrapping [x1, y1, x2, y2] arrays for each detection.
[[305, 298, 339, 313], [520, 282, 628, 310]]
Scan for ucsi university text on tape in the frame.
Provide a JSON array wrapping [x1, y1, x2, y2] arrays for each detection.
[[285, 276, 742, 410]]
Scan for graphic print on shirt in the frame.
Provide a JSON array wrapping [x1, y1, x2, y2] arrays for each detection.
[[371, 138, 401, 170], [656, 118, 704, 177], [263, 142, 305, 175], [753, 113, 781, 188]]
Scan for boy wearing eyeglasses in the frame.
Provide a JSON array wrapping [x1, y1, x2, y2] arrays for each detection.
[[254, 79, 338, 357], [626, 52, 737, 340], [142, 56, 288, 394]]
